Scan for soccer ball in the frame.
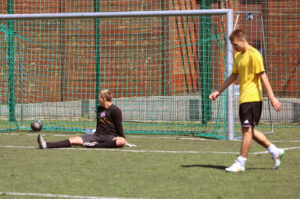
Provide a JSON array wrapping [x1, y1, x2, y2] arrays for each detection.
[[31, 119, 43, 131], [247, 13, 254, 20]]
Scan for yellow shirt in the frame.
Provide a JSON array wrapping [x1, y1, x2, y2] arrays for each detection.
[[232, 46, 265, 104]]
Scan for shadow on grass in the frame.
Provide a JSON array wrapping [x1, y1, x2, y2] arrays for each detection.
[[181, 164, 226, 170], [246, 167, 271, 170], [181, 164, 272, 171]]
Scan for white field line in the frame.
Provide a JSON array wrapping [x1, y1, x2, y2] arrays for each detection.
[[0, 145, 238, 154], [0, 192, 151, 199], [252, 146, 300, 154], [1, 133, 300, 143], [127, 136, 300, 143], [1, 145, 300, 155]]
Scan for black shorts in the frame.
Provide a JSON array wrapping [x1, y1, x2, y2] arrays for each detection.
[[81, 134, 115, 143], [239, 101, 262, 127]]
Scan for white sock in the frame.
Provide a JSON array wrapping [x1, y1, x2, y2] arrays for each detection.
[[268, 144, 278, 156], [236, 155, 247, 166]]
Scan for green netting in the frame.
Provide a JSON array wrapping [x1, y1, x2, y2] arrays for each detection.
[[0, 0, 299, 139], [0, 13, 229, 139]]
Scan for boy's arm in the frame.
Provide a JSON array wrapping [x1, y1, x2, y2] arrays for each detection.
[[209, 73, 238, 100], [113, 108, 126, 138], [258, 72, 282, 111]]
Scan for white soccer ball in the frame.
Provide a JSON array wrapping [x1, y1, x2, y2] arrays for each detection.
[[247, 13, 254, 20], [31, 119, 43, 131]]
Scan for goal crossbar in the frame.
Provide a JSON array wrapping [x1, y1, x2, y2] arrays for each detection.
[[0, 9, 232, 20]]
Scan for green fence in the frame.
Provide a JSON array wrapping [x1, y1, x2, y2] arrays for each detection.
[[0, 0, 299, 138], [0, 10, 231, 139]]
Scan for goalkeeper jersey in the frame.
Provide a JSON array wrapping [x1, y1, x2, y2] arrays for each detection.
[[95, 104, 125, 138]]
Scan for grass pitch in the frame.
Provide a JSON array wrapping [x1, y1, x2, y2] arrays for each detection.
[[0, 128, 299, 199]]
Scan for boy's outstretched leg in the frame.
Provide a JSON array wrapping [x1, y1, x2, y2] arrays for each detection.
[[253, 129, 285, 169], [37, 134, 71, 149]]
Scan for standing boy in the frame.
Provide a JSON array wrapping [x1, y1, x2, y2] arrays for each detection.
[[209, 30, 284, 172]]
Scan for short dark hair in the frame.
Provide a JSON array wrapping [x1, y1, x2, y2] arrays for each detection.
[[100, 89, 113, 102], [229, 29, 246, 42]]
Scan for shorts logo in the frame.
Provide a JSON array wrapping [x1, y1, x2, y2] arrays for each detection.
[[100, 112, 106, 118], [244, 120, 249, 124]]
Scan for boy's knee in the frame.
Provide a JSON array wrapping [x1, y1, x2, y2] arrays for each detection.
[[116, 137, 126, 147], [242, 127, 252, 133], [68, 136, 83, 145]]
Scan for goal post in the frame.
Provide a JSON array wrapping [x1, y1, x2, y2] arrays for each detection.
[[0, 9, 234, 139], [225, 9, 234, 140]]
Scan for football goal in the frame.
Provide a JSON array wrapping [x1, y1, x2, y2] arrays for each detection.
[[0, 9, 235, 139]]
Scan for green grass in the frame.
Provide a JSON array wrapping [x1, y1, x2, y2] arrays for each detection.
[[0, 128, 299, 199]]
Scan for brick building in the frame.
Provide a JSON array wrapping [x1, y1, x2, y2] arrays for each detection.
[[0, 0, 299, 104]]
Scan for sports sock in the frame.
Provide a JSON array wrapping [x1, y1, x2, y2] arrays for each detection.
[[236, 155, 247, 166], [93, 140, 117, 148], [267, 144, 279, 156], [46, 139, 71, 148]]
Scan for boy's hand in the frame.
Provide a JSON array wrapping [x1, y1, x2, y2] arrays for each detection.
[[270, 97, 282, 111], [209, 91, 220, 100], [83, 142, 98, 147]]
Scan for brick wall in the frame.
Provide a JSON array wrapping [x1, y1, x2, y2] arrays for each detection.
[[1, 1, 165, 103], [265, 0, 300, 97], [0, 0, 299, 104]]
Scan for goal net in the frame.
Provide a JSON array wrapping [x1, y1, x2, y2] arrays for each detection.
[[0, 10, 234, 139]]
